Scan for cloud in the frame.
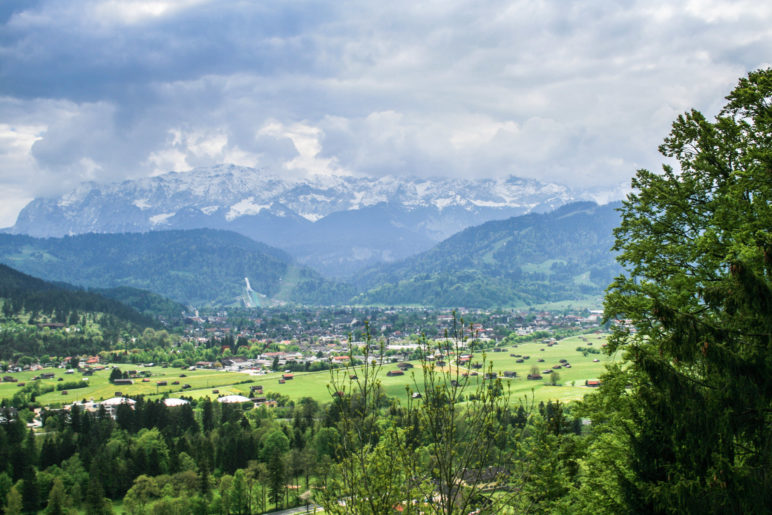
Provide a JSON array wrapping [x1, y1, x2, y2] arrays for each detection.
[[0, 0, 770, 226], [257, 121, 350, 177]]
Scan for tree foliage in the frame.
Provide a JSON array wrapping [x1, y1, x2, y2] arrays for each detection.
[[316, 318, 532, 514], [595, 68, 772, 513]]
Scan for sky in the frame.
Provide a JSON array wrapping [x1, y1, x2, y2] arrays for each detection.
[[0, 0, 770, 227]]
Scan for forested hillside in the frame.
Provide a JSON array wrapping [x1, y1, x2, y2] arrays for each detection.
[[90, 286, 186, 321], [0, 264, 169, 359], [0, 264, 158, 329], [0, 208, 622, 308], [353, 201, 621, 307], [0, 229, 353, 306]]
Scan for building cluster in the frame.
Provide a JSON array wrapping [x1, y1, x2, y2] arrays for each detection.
[[176, 307, 604, 365]]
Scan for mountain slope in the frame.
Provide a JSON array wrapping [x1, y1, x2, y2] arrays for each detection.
[[0, 263, 159, 329], [353, 201, 622, 307], [7, 165, 578, 277], [90, 286, 187, 320], [0, 229, 352, 306]]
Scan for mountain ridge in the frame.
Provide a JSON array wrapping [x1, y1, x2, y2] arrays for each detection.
[[352, 201, 622, 307], [0, 263, 160, 329], [0, 228, 353, 306], [7, 165, 580, 277]]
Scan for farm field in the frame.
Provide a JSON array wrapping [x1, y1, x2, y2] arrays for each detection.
[[1, 333, 614, 408]]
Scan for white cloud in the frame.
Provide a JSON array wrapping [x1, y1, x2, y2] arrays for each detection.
[[0, 0, 771, 225], [91, 0, 210, 26], [147, 147, 191, 175], [147, 127, 259, 174], [0, 188, 33, 228], [258, 121, 351, 177], [0, 123, 46, 181]]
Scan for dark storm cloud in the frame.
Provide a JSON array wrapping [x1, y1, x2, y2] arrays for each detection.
[[0, 0, 336, 101]]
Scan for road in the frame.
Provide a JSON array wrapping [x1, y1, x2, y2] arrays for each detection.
[[267, 504, 322, 514]]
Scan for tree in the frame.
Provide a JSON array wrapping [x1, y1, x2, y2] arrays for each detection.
[[200, 398, 214, 433], [4, 485, 22, 515], [549, 371, 560, 386], [85, 475, 111, 515], [217, 475, 233, 515], [313, 426, 340, 466], [509, 412, 578, 514], [596, 68, 772, 513], [261, 430, 289, 508], [108, 368, 123, 383], [405, 320, 523, 515], [0, 473, 11, 512], [316, 318, 525, 514], [229, 469, 249, 515], [315, 328, 413, 514], [20, 467, 39, 514], [45, 478, 69, 515], [266, 451, 286, 508], [123, 475, 158, 515]]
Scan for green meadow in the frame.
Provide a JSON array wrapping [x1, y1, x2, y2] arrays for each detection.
[[1, 333, 613, 408]]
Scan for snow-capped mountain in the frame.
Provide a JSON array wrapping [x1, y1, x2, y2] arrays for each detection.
[[9, 164, 578, 277]]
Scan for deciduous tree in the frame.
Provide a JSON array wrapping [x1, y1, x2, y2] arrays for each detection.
[[597, 68, 772, 513]]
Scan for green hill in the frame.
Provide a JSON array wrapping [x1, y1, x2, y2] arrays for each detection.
[[90, 286, 187, 320], [0, 263, 159, 327], [352, 201, 621, 307], [0, 229, 353, 306]]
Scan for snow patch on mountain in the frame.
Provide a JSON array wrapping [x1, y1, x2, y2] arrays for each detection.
[[8, 164, 601, 277], [226, 197, 271, 221], [149, 212, 175, 225]]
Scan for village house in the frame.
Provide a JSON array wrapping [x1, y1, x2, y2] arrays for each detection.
[[585, 380, 601, 387]]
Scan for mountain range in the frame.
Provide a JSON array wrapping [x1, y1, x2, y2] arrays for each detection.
[[7, 165, 578, 277], [0, 201, 620, 308]]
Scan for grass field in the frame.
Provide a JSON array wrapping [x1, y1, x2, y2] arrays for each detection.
[[1, 333, 613, 408]]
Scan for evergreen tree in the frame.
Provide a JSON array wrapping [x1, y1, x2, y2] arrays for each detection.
[[267, 452, 285, 508], [39, 437, 58, 470], [85, 475, 109, 515], [108, 368, 122, 383], [4, 485, 22, 515], [596, 68, 772, 513], [0, 474, 10, 512], [201, 398, 214, 432], [197, 463, 211, 499], [20, 467, 39, 514], [45, 478, 68, 515]]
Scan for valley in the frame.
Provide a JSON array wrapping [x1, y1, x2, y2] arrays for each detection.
[[1, 333, 612, 408], [0, 2, 765, 510]]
